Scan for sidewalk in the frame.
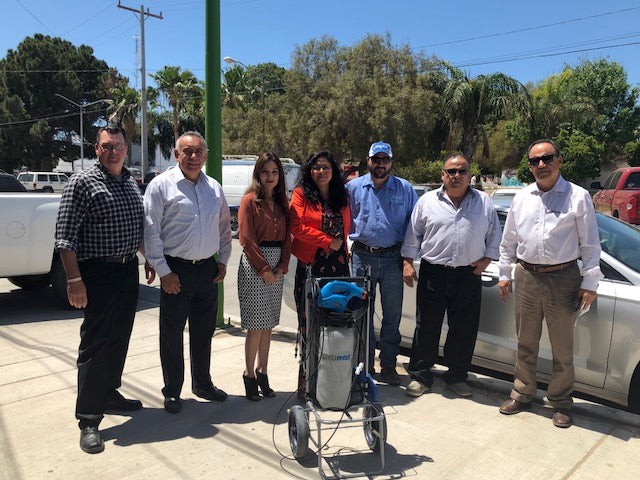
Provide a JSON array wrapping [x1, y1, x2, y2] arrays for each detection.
[[1, 274, 640, 480]]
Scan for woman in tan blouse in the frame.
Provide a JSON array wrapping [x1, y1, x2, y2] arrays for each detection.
[[237, 153, 292, 400]]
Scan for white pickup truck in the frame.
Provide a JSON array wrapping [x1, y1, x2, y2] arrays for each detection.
[[0, 193, 68, 306]]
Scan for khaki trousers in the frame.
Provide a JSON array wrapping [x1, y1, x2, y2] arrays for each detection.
[[510, 262, 581, 409]]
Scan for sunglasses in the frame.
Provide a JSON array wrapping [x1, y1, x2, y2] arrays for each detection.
[[311, 165, 332, 173], [528, 154, 555, 166], [371, 156, 392, 164], [443, 168, 468, 177]]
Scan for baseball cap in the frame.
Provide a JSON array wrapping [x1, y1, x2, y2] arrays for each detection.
[[368, 141, 392, 158]]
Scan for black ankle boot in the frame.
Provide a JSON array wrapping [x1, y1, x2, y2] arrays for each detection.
[[255, 369, 276, 397], [243, 374, 261, 401]]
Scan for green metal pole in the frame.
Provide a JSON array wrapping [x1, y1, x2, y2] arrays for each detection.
[[205, 0, 225, 326]]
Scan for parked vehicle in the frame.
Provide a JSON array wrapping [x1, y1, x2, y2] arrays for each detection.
[[0, 172, 27, 192], [222, 159, 300, 238], [138, 170, 163, 193], [380, 211, 640, 413], [490, 187, 523, 208], [592, 167, 640, 224], [17, 171, 69, 193], [412, 184, 432, 197], [0, 193, 69, 307]]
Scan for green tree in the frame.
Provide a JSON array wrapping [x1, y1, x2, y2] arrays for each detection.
[[149, 66, 202, 144], [441, 62, 531, 161], [0, 34, 114, 170]]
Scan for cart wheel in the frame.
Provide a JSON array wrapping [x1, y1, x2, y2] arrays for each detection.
[[288, 405, 309, 459], [363, 402, 386, 452]]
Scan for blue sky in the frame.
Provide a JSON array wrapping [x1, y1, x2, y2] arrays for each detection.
[[2, 0, 640, 92]]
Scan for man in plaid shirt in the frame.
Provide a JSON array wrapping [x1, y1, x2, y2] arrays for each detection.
[[55, 125, 152, 454]]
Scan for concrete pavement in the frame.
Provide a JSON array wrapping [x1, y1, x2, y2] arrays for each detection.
[[1, 240, 640, 479]]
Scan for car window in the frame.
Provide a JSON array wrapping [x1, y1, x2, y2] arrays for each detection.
[[19, 173, 33, 182], [0, 177, 26, 192], [604, 171, 622, 190], [596, 213, 640, 273], [60, 175, 69, 183], [623, 172, 640, 189], [37, 174, 48, 182]]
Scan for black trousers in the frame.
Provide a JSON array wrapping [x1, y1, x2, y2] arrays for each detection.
[[160, 256, 219, 398], [76, 259, 139, 428], [408, 260, 481, 385]]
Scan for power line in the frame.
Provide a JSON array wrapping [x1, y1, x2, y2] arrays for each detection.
[[61, 3, 115, 36], [13, 0, 55, 35], [0, 107, 110, 128], [455, 40, 640, 69], [415, 5, 640, 50]]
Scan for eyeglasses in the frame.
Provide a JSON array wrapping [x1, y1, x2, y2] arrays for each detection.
[[528, 154, 555, 166], [443, 168, 468, 177], [99, 143, 126, 152], [371, 156, 392, 164], [311, 165, 332, 173], [181, 148, 208, 157]]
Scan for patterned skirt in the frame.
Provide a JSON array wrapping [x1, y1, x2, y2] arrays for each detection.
[[237, 246, 284, 330]]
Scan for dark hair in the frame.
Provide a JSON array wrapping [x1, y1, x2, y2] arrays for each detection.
[[299, 150, 348, 211], [96, 124, 127, 143], [528, 139, 560, 156], [248, 152, 289, 221], [443, 151, 469, 167]]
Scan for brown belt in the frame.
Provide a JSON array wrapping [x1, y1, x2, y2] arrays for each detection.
[[518, 259, 577, 273]]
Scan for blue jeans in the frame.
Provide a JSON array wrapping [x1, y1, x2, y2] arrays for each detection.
[[351, 247, 404, 370]]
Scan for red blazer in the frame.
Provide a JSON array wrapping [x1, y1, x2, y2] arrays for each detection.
[[289, 187, 350, 264]]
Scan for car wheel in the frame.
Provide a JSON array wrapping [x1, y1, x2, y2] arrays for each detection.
[[7, 274, 51, 289], [230, 209, 239, 239], [628, 363, 640, 414], [51, 255, 73, 309]]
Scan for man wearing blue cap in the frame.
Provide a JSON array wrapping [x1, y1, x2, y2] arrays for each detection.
[[346, 141, 418, 385]]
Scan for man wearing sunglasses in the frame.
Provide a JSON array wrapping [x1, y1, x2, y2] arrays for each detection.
[[497, 139, 602, 428], [401, 153, 501, 398], [55, 125, 152, 454], [346, 141, 418, 386]]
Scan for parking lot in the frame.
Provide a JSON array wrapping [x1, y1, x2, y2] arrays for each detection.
[[1, 240, 640, 480]]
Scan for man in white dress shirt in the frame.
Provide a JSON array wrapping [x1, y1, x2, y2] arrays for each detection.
[[497, 139, 603, 428], [144, 131, 232, 414], [402, 153, 501, 398]]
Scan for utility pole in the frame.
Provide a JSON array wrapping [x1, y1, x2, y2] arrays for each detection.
[[117, 2, 162, 178]]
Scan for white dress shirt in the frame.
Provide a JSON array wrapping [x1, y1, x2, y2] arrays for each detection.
[[401, 186, 502, 266], [143, 166, 232, 278], [498, 176, 603, 291]]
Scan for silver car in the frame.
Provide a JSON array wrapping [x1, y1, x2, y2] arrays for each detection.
[[381, 212, 640, 412]]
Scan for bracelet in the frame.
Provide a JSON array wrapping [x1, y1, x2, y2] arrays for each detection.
[[67, 277, 83, 284]]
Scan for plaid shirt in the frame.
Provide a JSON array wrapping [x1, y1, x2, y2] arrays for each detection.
[[55, 163, 144, 260]]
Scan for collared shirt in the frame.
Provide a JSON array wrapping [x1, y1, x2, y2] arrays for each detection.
[[143, 166, 232, 278], [238, 191, 291, 274], [55, 163, 143, 260], [346, 173, 417, 248], [401, 186, 502, 267], [498, 176, 603, 291]]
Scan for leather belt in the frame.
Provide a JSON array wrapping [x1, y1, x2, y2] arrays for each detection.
[[353, 241, 401, 254], [86, 253, 137, 264], [424, 260, 471, 270], [166, 255, 212, 265], [518, 259, 577, 273]]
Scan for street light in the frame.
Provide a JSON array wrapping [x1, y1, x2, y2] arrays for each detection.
[[223, 56, 265, 143], [55, 93, 113, 171]]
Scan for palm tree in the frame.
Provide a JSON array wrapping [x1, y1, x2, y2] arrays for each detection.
[[441, 62, 531, 159], [149, 66, 202, 144], [107, 84, 140, 154]]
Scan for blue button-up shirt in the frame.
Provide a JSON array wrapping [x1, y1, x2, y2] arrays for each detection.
[[346, 174, 417, 248], [401, 186, 502, 266]]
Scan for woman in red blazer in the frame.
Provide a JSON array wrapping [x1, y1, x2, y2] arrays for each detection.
[[289, 150, 350, 400]]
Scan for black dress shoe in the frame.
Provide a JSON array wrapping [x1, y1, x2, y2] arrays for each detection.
[[80, 426, 105, 454], [193, 385, 228, 402], [164, 397, 182, 414], [106, 390, 143, 412]]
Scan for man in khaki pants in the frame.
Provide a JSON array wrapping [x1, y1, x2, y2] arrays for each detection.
[[497, 139, 603, 428]]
